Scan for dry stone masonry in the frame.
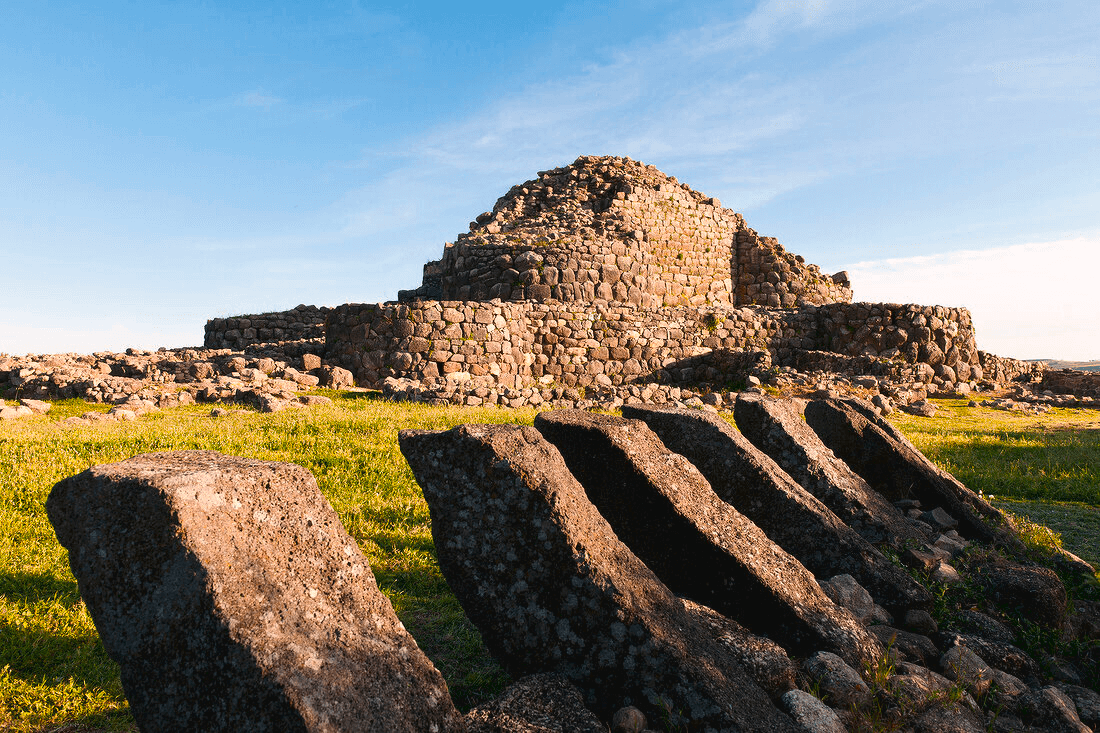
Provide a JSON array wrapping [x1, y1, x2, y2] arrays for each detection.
[[179, 154, 1093, 413], [399, 155, 851, 308], [204, 304, 330, 351]]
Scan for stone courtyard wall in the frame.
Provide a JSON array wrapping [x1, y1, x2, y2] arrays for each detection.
[[1040, 368, 1100, 396], [325, 300, 981, 391], [204, 305, 329, 350]]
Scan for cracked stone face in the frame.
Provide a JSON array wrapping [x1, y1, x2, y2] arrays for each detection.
[[47, 450, 463, 733]]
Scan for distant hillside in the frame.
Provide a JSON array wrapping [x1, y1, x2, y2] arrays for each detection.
[[1029, 359, 1100, 372]]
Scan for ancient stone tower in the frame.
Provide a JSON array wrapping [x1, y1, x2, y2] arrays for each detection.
[[400, 155, 852, 309]]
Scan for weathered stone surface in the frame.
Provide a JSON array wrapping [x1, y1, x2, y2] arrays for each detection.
[[804, 398, 1017, 548], [1018, 686, 1091, 733], [732, 393, 926, 548], [621, 405, 931, 615], [952, 609, 1016, 644], [867, 625, 940, 666], [907, 701, 986, 733], [399, 423, 801, 732], [974, 562, 1068, 630], [465, 674, 604, 733], [941, 644, 994, 698], [802, 651, 871, 708], [609, 705, 647, 733], [534, 409, 882, 669], [779, 690, 846, 733], [936, 632, 1040, 681], [318, 365, 354, 389], [47, 451, 461, 733], [682, 597, 798, 697], [1055, 683, 1100, 729]]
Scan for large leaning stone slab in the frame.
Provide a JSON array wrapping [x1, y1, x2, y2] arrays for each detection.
[[47, 450, 462, 733], [534, 409, 882, 669], [622, 405, 931, 615], [399, 424, 801, 733], [838, 397, 1023, 546], [803, 399, 1019, 548], [733, 393, 926, 548]]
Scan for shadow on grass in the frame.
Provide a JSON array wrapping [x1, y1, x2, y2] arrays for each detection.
[[0, 572, 80, 606], [917, 425, 1100, 505]]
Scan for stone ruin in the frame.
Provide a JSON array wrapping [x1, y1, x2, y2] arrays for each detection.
[[398, 155, 851, 308], [7, 154, 1095, 420], [202, 154, 1082, 413], [47, 395, 1100, 732]]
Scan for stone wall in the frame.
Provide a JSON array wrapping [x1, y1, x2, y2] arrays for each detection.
[[204, 305, 330, 350], [1041, 368, 1100, 397], [978, 352, 1045, 385], [400, 156, 851, 309], [326, 300, 982, 392]]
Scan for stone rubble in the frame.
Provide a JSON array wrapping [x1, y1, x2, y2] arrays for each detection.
[[0, 347, 353, 424]]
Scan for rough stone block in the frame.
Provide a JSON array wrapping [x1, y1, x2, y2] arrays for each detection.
[[733, 393, 926, 548], [623, 404, 931, 615], [804, 398, 1020, 549], [534, 409, 882, 668], [399, 423, 801, 732], [47, 451, 462, 733]]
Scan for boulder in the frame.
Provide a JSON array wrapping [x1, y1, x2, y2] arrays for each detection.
[[465, 674, 604, 733], [534, 409, 882, 669], [1018, 686, 1091, 733], [732, 394, 926, 548], [935, 632, 1039, 681], [801, 651, 870, 708], [803, 398, 1019, 549], [974, 562, 1068, 630], [779, 690, 846, 733], [940, 644, 993, 698], [867, 625, 940, 666], [399, 423, 801, 732], [46, 451, 462, 733], [622, 405, 931, 615]]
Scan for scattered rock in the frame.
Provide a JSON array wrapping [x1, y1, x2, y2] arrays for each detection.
[[802, 651, 871, 708], [610, 705, 647, 733], [1018, 686, 1091, 732], [941, 644, 994, 698], [975, 562, 1068, 630], [465, 673, 605, 733], [780, 689, 846, 733], [868, 625, 940, 666]]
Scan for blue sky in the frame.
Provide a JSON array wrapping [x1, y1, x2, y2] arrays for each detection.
[[1, 1, 1097, 359]]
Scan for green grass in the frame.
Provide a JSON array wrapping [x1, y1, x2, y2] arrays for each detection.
[[1, 393, 1098, 730], [0, 393, 535, 732], [891, 397, 1100, 568]]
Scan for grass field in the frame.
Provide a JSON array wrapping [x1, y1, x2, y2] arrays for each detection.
[[1, 393, 1098, 731]]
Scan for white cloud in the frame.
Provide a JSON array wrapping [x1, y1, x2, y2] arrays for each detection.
[[239, 91, 283, 108], [845, 236, 1100, 360]]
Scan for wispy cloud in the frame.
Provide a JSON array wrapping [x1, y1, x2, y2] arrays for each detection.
[[845, 236, 1100, 360], [238, 90, 283, 108]]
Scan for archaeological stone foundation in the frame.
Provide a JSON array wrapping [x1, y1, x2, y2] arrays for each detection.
[[201, 155, 1050, 405]]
